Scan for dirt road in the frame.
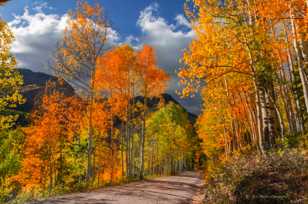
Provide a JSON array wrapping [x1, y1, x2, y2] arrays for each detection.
[[31, 172, 204, 204]]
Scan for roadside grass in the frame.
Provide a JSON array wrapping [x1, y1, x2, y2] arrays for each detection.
[[202, 146, 308, 203]]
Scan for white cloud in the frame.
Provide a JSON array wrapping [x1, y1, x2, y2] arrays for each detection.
[[123, 35, 141, 50], [175, 14, 191, 28], [107, 28, 120, 44], [33, 2, 53, 12], [9, 7, 68, 72], [9, 5, 119, 73], [125, 35, 139, 44], [136, 3, 194, 71]]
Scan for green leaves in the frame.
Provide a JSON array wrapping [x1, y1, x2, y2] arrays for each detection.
[[0, 129, 24, 181], [0, 20, 24, 130], [145, 102, 197, 174]]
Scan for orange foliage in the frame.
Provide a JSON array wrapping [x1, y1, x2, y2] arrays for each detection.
[[95, 45, 136, 120], [15, 92, 84, 190], [95, 44, 169, 118], [180, 0, 307, 160], [136, 45, 170, 97]]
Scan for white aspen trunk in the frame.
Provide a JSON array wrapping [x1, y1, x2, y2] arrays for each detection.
[[290, 4, 308, 113], [255, 83, 266, 155], [285, 25, 305, 133]]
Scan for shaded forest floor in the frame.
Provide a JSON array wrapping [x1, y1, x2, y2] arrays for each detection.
[[203, 148, 308, 203], [28, 172, 204, 204]]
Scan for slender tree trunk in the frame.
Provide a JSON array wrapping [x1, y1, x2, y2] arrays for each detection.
[[87, 69, 97, 182], [280, 80, 294, 135], [131, 133, 134, 177], [125, 104, 130, 178], [139, 93, 147, 179], [58, 136, 64, 188], [87, 94, 94, 181], [109, 111, 114, 183], [223, 78, 231, 155], [121, 124, 125, 180], [48, 152, 53, 194], [289, 4, 308, 113], [255, 83, 266, 155], [275, 28, 297, 135], [284, 24, 305, 133], [269, 92, 284, 139], [243, 3, 266, 154], [243, 91, 258, 146]]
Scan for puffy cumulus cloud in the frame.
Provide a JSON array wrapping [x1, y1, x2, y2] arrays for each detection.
[[124, 35, 141, 50], [136, 3, 194, 71], [9, 5, 119, 73], [9, 8, 68, 72], [175, 14, 191, 28], [107, 28, 120, 44], [135, 3, 200, 114], [135, 3, 195, 91], [32, 2, 54, 12]]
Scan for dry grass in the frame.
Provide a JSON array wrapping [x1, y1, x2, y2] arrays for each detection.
[[203, 149, 308, 203]]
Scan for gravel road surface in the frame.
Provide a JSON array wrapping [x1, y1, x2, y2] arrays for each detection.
[[30, 171, 204, 204]]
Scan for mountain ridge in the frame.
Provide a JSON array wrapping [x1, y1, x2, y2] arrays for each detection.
[[17, 68, 197, 123]]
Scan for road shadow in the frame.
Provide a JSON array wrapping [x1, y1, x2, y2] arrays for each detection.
[[29, 172, 202, 204]]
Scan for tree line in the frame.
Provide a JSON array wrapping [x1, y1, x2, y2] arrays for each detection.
[[0, 1, 198, 200], [179, 0, 307, 166]]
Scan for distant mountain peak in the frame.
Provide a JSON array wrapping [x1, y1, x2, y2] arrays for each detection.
[[17, 68, 75, 113]]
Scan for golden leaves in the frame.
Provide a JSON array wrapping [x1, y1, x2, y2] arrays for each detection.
[[95, 44, 169, 118], [55, 1, 108, 79], [16, 92, 85, 187], [0, 19, 24, 130]]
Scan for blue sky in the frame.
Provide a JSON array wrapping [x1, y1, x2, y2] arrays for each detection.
[[0, 0, 201, 114], [1, 0, 188, 40]]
